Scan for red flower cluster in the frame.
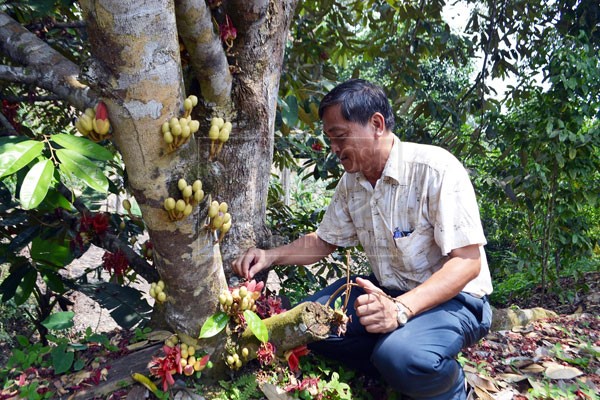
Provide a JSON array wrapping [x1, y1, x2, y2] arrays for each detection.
[[255, 294, 287, 318], [256, 342, 276, 367], [102, 250, 129, 277], [149, 345, 183, 392], [219, 15, 237, 49], [311, 142, 324, 152], [80, 212, 110, 236], [284, 377, 322, 399], [284, 345, 310, 373]]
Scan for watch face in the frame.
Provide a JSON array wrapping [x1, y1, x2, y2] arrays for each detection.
[[396, 303, 408, 325]]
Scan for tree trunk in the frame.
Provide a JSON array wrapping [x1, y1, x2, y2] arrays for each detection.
[[77, 0, 299, 337]]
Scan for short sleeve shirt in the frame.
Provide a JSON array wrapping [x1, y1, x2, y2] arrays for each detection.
[[316, 138, 493, 297]]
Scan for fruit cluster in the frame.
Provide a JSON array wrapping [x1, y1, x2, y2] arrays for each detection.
[[162, 95, 201, 151], [163, 178, 205, 221], [161, 335, 212, 378], [149, 280, 167, 303], [208, 117, 231, 159], [75, 101, 111, 142], [207, 200, 232, 242], [225, 346, 250, 370], [218, 280, 263, 318]]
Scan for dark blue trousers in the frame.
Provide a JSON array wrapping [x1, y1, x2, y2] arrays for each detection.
[[304, 275, 492, 399]]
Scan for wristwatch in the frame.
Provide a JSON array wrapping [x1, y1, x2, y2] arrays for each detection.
[[395, 301, 409, 327]]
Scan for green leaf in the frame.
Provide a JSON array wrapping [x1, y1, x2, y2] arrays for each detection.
[[244, 310, 268, 343], [14, 268, 37, 306], [31, 237, 73, 267], [51, 134, 113, 161], [42, 311, 75, 330], [0, 140, 44, 178], [19, 159, 55, 210], [51, 343, 74, 374], [199, 312, 230, 339], [0, 260, 33, 302], [55, 149, 108, 193]]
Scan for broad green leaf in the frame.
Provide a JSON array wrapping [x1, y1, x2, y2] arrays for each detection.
[[42, 311, 75, 330], [51, 134, 113, 161], [56, 149, 108, 193], [14, 268, 37, 306], [19, 159, 54, 210], [244, 310, 268, 343], [0, 140, 44, 178], [51, 343, 74, 374], [199, 312, 229, 339], [0, 261, 33, 301], [31, 237, 73, 267]]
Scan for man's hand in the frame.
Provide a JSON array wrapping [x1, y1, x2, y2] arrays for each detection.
[[354, 277, 399, 333], [232, 248, 270, 280]]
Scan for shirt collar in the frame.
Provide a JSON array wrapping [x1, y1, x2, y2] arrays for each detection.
[[381, 136, 402, 184]]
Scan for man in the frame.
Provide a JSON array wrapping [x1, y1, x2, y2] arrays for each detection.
[[233, 79, 492, 399]]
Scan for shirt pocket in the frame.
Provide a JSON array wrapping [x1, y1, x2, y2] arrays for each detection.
[[393, 224, 436, 272]]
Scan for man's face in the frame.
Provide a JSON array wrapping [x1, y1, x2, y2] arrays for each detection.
[[321, 104, 378, 174]]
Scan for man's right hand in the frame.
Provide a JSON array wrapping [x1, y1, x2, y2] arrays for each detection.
[[232, 248, 271, 280]]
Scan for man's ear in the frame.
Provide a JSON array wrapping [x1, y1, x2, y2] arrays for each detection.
[[371, 112, 386, 136]]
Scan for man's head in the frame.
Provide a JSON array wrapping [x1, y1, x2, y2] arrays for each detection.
[[318, 79, 395, 132], [319, 79, 395, 183]]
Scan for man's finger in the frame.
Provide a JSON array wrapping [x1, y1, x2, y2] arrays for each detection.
[[355, 277, 384, 295]]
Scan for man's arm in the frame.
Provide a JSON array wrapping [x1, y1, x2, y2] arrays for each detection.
[[232, 232, 337, 280], [355, 243, 481, 333]]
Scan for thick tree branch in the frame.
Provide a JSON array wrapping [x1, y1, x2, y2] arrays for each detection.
[[174, 0, 232, 105], [0, 12, 94, 110]]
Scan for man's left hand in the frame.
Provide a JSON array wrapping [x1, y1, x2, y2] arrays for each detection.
[[354, 277, 399, 333]]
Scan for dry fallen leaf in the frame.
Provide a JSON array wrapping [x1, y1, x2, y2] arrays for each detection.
[[495, 373, 528, 383], [466, 371, 499, 392], [543, 362, 584, 380]]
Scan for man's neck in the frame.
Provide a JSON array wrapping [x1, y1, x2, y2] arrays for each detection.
[[364, 133, 395, 186]]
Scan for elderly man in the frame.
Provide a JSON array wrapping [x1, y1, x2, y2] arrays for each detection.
[[233, 79, 492, 399]]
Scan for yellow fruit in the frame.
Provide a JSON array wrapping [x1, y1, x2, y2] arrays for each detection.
[[171, 124, 182, 136], [211, 117, 224, 129], [84, 108, 96, 119], [208, 125, 220, 140], [218, 202, 228, 213], [239, 286, 248, 298], [181, 349, 189, 359], [178, 179, 187, 191], [219, 293, 227, 305], [149, 287, 156, 298], [161, 122, 170, 134], [163, 131, 174, 144], [193, 361, 203, 371], [218, 129, 230, 142], [183, 203, 193, 216], [180, 357, 187, 367], [93, 118, 110, 135], [157, 291, 167, 302], [221, 220, 232, 234], [183, 98, 193, 111], [131, 372, 158, 395], [222, 212, 231, 224], [192, 180, 202, 192], [189, 95, 198, 107], [241, 348, 249, 358], [222, 121, 232, 132], [169, 117, 179, 129], [208, 201, 219, 218], [194, 190, 204, 203], [211, 215, 224, 229], [181, 125, 191, 138], [157, 280, 165, 290], [227, 355, 235, 366], [182, 185, 193, 199], [188, 346, 196, 356], [189, 120, 200, 133], [235, 359, 242, 369], [79, 114, 93, 131], [75, 119, 89, 135], [176, 199, 186, 212], [164, 197, 176, 211]]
